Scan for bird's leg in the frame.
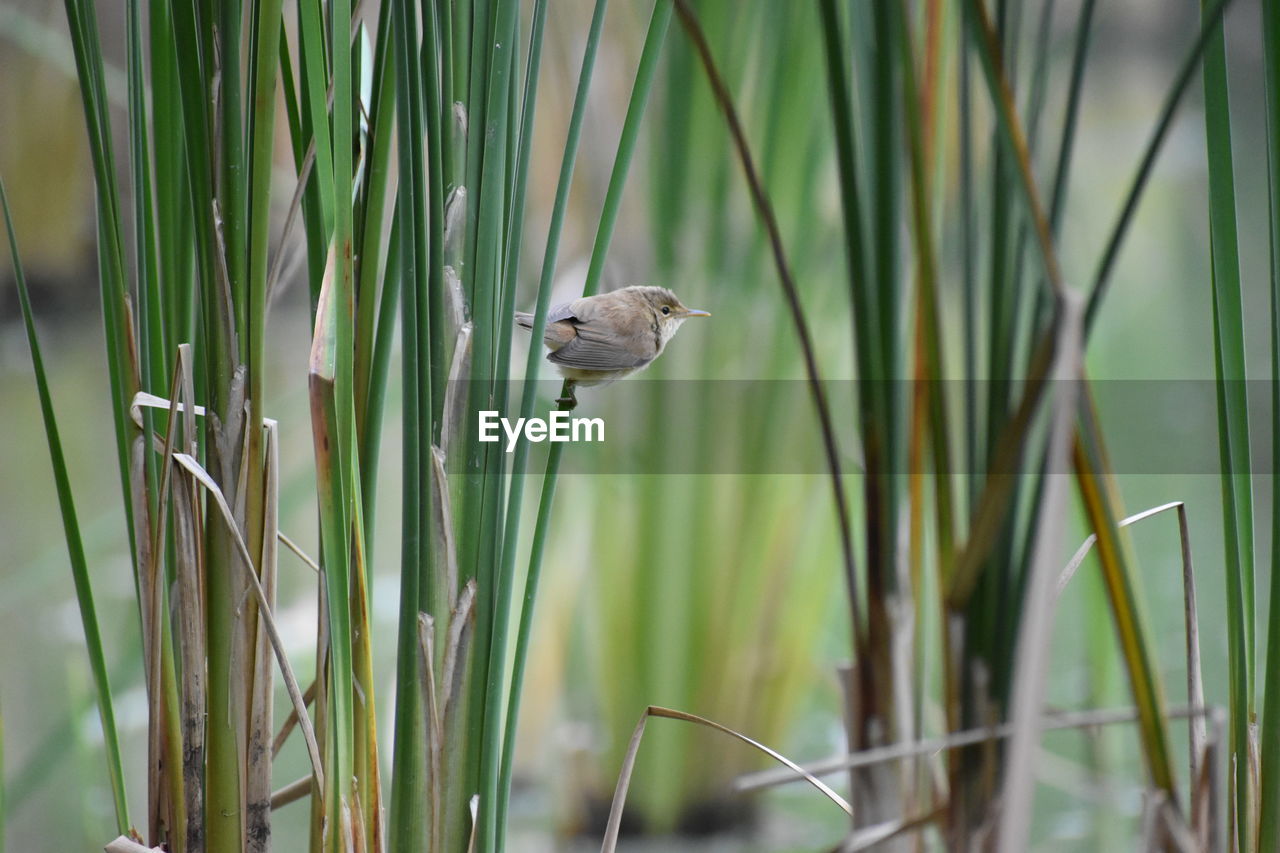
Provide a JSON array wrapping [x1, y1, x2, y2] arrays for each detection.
[[555, 381, 578, 410]]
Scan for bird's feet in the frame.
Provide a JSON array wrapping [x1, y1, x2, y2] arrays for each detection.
[[556, 382, 578, 410]]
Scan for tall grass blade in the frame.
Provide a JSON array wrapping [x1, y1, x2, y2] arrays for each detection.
[[307, 251, 356, 851], [387, 0, 433, 843], [1259, 0, 1280, 845], [963, 0, 1063, 298], [1074, 393, 1178, 798], [1085, 0, 1235, 331], [493, 0, 596, 842], [816, 0, 873, 653], [1, 177, 130, 835], [60, 0, 138, 544], [680, 0, 860, 648], [1198, 1, 1256, 845], [997, 297, 1080, 851]]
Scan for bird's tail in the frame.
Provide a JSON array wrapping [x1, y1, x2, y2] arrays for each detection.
[[514, 311, 534, 330]]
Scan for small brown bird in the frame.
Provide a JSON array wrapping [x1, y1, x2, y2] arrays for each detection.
[[515, 285, 710, 407]]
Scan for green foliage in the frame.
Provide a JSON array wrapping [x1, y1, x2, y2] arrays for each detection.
[[15, 0, 1280, 848], [2, 179, 129, 836]]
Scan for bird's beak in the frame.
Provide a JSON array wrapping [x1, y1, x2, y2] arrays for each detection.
[[683, 308, 711, 318]]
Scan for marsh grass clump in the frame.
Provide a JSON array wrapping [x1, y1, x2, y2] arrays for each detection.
[[9, 0, 1280, 849]]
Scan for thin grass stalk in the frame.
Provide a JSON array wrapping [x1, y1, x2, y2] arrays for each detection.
[[340, 7, 394, 848], [245, 0, 286, 579], [162, 1, 244, 842], [1048, 0, 1095, 234], [898, 3, 953, 810], [59, 0, 138, 554], [247, 420, 280, 853], [463, 1, 522, 844], [962, 0, 1063, 297], [328, 2, 368, 849], [461, 0, 494, 287], [124, 0, 188, 845], [241, 5, 288, 849], [126, 0, 162, 396], [984, 0, 1061, 718], [867, 6, 905, 661], [495, 0, 610, 842], [464, 0, 520, 719], [2, 178, 131, 835], [148, 0, 187, 357], [427, 0, 453, 428], [807, 0, 871, 658], [353, 2, 400, 534], [133, 407, 181, 847], [1258, 0, 1280, 845], [1085, 0, 1235, 331], [1199, 1, 1256, 845], [491, 5, 677, 847], [1074, 392, 1178, 798], [897, 0, 955, 588], [308, 246, 357, 851], [280, 21, 329, 309], [359, 213, 403, 545], [388, 0, 433, 844], [294, 0, 338, 248], [997, 297, 1081, 852], [492, 0, 547, 417], [169, 349, 205, 853], [493, 0, 673, 842], [348, 486, 383, 850], [947, 0, 1192, 799], [219, 0, 246, 342], [480, 0, 551, 845], [959, 0, 980, 506]]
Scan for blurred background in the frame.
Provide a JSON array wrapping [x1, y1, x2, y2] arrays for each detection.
[[0, 0, 1272, 848]]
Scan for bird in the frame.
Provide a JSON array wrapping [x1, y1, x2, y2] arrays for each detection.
[[514, 285, 710, 408]]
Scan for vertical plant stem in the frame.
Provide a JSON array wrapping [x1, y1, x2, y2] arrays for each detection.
[[1259, 0, 1280, 846], [495, 0, 610, 844], [1199, 1, 1256, 845]]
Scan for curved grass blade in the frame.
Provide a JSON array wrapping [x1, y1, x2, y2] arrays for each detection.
[[680, 0, 860, 648], [1, 177, 130, 834], [600, 705, 851, 853], [738, 703, 1216, 791]]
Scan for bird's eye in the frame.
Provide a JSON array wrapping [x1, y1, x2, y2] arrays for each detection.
[[661, 306, 671, 315]]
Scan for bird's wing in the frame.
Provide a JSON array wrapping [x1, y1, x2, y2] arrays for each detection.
[[546, 321, 650, 371], [515, 303, 582, 348], [545, 301, 581, 324]]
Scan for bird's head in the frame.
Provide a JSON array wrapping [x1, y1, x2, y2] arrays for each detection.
[[629, 286, 711, 343]]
